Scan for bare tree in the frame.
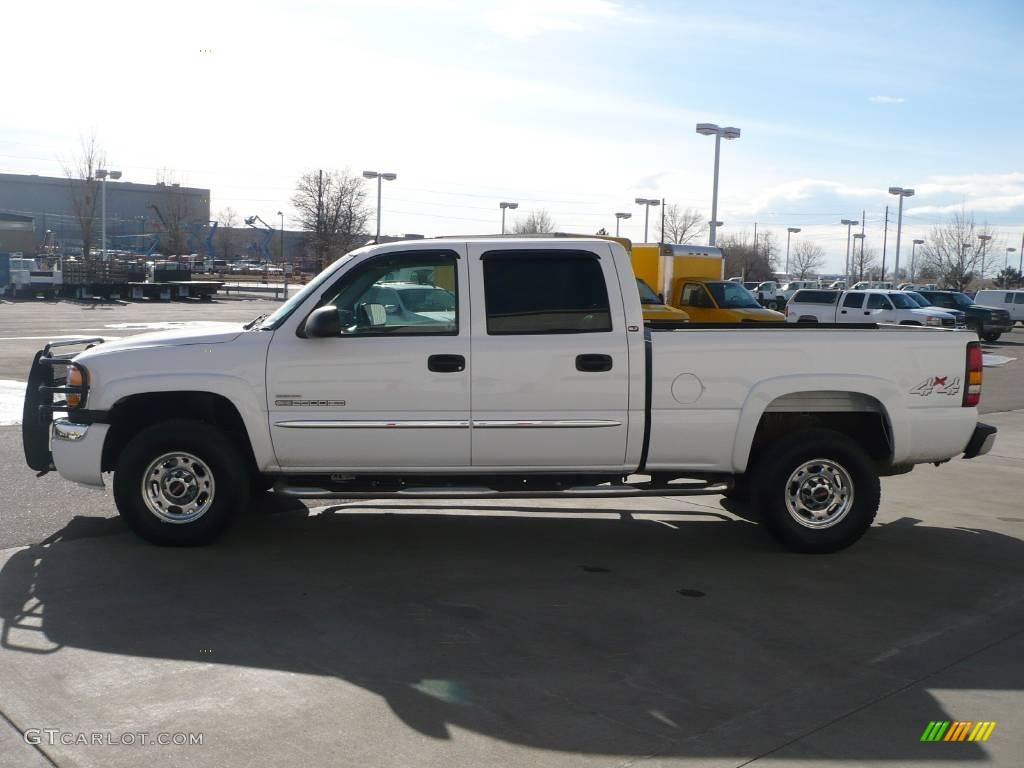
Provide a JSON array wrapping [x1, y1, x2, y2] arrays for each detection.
[[851, 245, 878, 282], [149, 169, 198, 257], [790, 241, 826, 279], [721, 232, 776, 281], [63, 134, 105, 257], [216, 207, 239, 259], [511, 209, 555, 234], [919, 210, 995, 290], [661, 204, 707, 245], [291, 169, 370, 271]]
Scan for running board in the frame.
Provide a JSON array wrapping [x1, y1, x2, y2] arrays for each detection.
[[273, 479, 731, 500]]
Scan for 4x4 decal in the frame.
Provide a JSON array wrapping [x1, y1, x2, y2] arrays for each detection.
[[910, 376, 961, 397]]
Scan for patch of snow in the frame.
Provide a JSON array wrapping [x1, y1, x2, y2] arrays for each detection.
[[0, 380, 26, 426]]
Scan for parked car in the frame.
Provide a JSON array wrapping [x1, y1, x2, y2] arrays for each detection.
[[23, 237, 994, 554], [671, 278, 786, 322], [973, 290, 1024, 324], [916, 290, 1014, 341], [778, 280, 820, 303], [750, 280, 785, 310], [786, 289, 959, 327], [901, 291, 967, 328], [851, 281, 895, 290], [635, 278, 690, 322]]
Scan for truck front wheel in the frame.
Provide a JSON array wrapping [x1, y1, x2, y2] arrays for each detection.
[[113, 419, 249, 545], [751, 429, 879, 553]]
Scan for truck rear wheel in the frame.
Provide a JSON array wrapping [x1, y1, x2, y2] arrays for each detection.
[[751, 429, 879, 553], [113, 419, 249, 545]]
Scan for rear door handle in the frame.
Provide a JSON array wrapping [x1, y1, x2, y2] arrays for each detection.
[[428, 354, 465, 373], [576, 354, 613, 372]]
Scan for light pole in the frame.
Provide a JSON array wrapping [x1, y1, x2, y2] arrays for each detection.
[[635, 198, 660, 242], [841, 219, 858, 287], [852, 233, 865, 282], [614, 212, 632, 237], [278, 210, 288, 299], [94, 168, 122, 261], [696, 123, 740, 246], [498, 201, 519, 234], [911, 239, 924, 283], [977, 234, 992, 282], [888, 186, 915, 282], [785, 227, 801, 275], [362, 170, 397, 243]]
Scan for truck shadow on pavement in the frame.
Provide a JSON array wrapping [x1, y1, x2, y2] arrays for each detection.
[[1, 505, 1022, 761]]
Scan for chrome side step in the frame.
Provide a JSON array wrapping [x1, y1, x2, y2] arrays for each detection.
[[273, 479, 731, 500]]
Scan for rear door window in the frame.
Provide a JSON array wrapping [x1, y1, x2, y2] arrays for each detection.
[[481, 251, 611, 335]]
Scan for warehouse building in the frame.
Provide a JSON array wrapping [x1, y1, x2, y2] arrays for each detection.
[[0, 173, 210, 256]]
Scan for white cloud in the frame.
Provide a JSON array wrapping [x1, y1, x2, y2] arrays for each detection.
[[869, 95, 906, 104], [479, 0, 625, 40]]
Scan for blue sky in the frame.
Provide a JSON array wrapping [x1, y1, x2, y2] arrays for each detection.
[[2, 0, 1023, 272]]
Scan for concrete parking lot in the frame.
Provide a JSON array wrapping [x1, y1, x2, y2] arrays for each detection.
[[0, 297, 1022, 767]]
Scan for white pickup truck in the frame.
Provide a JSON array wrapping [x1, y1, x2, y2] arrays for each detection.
[[786, 288, 960, 327], [22, 237, 995, 553]]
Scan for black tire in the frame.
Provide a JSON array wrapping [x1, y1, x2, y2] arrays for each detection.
[[113, 419, 249, 545], [750, 428, 879, 553], [981, 331, 1001, 342]]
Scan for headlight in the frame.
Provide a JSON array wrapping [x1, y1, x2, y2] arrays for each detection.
[[66, 366, 88, 408], [925, 316, 942, 326]]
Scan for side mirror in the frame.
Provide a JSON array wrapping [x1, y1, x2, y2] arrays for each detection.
[[657, 292, 665, 304], [303, 306, 341, 338], [356, 303, 387, 327]]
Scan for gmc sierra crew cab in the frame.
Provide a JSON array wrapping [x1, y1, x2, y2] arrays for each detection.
[[22, 237, 996, 553]]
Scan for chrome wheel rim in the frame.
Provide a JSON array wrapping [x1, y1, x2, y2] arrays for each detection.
[[784, 458, 854, 529], [141, 452, 216, 524]]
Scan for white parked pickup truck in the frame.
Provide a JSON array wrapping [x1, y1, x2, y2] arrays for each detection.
[[22, 237, 996, 553], [786, 288, 960, 328]]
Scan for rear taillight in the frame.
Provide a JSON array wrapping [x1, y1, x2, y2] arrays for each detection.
[[784, 304, 790, 317], [964, 341, 982, 407]]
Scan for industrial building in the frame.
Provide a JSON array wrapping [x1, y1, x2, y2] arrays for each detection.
[[0, 212, 36, 255], [0, 172, 210, 256]]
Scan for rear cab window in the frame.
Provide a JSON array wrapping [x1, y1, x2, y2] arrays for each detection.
[[792, 290, 838, 304], [481, 251, 612, 334]]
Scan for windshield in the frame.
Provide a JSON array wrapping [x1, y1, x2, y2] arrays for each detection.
[[951, 292, 975, 307], [706, 281, 762, 309], [258, 254, 357, 329], [888, 293, 917, 309], [904, 292, 929, 307], [635, 278, 662, 304]]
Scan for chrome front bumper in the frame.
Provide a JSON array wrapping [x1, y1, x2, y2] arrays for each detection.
[[51, 419, 109, 487]]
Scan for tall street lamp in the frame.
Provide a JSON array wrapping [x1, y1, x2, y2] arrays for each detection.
[[977, 234, 992, 280], [635, 198, 660, 242], [852, 233, 866, 282], [911, 239, 924, 283], [696, 123, 740, 246], [888, 186, 915, 281], [278, 210, 288, 300], [841, 219, 858, 287], [614, 212, 632, 237], [785, 226, 801, 275], [94, 168, 122, 261], [499, 201, 518, 234], [362, 170, 397, 243]]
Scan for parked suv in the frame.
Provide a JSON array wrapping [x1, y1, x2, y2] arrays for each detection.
[[916, 290, 1014, 342]]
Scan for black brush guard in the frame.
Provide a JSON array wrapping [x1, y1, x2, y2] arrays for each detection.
[[22, 338, 105, 473]]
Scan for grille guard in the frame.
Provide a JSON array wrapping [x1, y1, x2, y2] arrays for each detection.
[[22, 338, 106, 473]]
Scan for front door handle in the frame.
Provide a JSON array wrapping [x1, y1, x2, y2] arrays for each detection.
[[428, 354, 465, 373], [576, 354, 613, 372]]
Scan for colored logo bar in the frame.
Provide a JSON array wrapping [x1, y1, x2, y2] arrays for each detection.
[[921, 721, 997, 742]]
